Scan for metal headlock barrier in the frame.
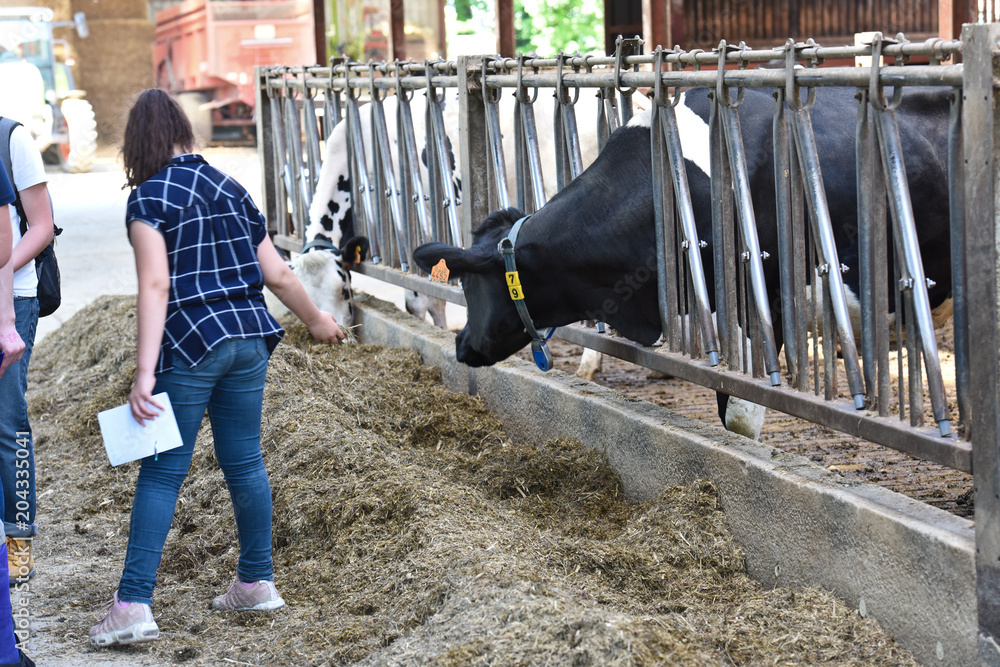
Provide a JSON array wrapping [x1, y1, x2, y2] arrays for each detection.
[[256, 24, 1000, 658]]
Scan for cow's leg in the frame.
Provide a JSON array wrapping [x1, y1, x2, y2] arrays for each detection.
[[714, 321, 768, 440], [717, 393, 766, 440], [575, 348, 603, 380]]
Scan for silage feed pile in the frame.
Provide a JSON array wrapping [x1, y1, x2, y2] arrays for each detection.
[[24, 295, 918, 666]]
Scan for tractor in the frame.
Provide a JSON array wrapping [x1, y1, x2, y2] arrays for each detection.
[[0, 6, 97, 173]]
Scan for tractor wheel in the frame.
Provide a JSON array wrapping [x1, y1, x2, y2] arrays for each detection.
[[60, 98, 97, 173]]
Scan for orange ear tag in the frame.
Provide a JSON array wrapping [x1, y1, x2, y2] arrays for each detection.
[[354, 245, 362, 264], [430, 259, 450, 283]]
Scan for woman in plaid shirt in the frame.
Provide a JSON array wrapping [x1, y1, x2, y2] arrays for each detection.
[[90, 89, 345, 647]]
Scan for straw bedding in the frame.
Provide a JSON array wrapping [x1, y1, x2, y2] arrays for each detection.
[[24, 295, 917, 665]]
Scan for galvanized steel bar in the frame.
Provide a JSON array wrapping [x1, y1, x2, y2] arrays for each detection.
[[961, 22, 1000, 661], [772, 89, 798, 386], [787, 106, 866, 408], [484, 65, 963, 93], [718, 101, 781, 386], [653, 74, 718, 364], [344, 88, 379, 263], [369, 79, 409, 270], [551, 323, 971, 471], [857, 90, 877, 409], [426, 88, 462, 246], [789, 121, 809, 393], [483, 81, 511, 210], [710, 99, 739, 371], [267, 88, 291, 239], [948, 89, 969, 430], [302, 91, 323, 195], [650, 100, 678, 348], [282, 93, 308, 238], [396, 90, 434, 245], [873, 105, 951, 435], [513, 56, 547, 214]]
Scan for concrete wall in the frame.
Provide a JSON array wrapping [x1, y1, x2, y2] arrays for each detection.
[[356, 293, 979, 667]]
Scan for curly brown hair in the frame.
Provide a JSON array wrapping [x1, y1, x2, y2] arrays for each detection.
[[121, 89, 195, 189]]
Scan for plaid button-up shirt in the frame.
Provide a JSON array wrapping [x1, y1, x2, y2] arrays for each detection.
[[126, 154, 283, 374]]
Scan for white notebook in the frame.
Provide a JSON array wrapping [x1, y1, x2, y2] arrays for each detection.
[[97, 392, 184, 466]]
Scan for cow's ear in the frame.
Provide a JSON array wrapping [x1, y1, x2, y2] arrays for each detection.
[[413, 242, 492, 277], [339, 235, 369, 268]]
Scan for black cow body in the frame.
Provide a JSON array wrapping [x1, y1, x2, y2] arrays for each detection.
[[413, 87, 953, 435]]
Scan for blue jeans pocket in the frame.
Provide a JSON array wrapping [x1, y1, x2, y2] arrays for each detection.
[[176, 348, 216, 371]]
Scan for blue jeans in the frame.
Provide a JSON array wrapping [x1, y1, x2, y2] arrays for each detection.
[[0, 296, 38, 539], [118, 337, 274, 605]]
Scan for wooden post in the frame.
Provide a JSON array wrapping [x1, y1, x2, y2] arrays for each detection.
[[438, 0, 447, 58], [940, 0, 975, 42], [313, 0, 326, 65], [390, 0, 405, 61], [669, 0, 684, 49], [496, 0, 515, 58], [642, 0, 668, 50]]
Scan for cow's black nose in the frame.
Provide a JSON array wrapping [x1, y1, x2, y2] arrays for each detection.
[[455, 333, 491, 367]]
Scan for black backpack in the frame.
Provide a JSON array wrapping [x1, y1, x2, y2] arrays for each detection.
[[0, 117, 61, 317]]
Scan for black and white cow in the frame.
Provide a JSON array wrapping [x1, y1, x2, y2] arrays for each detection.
[[411, 86, 953, 439], [283, 89, 649, 362]]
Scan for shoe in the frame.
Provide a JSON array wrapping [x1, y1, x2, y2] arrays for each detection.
[[212, 579, 285, 611], [6, 537, 33, 584], [88, 591, 159, 647]]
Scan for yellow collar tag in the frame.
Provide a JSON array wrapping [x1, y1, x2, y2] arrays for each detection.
[[505, 271, 524, 300]]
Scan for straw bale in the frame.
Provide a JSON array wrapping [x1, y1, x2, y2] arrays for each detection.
[[25, 295, 920, 665], [0, 0, 71, 20], [72, 18, 154, 146], [70, 0, 147, 21]]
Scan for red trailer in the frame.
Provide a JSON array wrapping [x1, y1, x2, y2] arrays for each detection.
[[153, 0, 314, 143]]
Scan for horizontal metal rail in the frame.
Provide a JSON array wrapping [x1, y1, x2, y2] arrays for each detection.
[[355, 259, 972, 473]]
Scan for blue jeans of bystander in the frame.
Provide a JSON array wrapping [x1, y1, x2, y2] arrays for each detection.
[[117, 337, 274, 605], [0, 296, 38, 539]]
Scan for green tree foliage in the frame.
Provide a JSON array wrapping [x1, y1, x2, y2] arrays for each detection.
[[447, 0, 604, 57], [453, 0, 491, 22], [516, 0, 603, 55]]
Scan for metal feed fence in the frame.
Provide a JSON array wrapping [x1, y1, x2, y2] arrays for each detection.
[[256, 24, 1000, 657]]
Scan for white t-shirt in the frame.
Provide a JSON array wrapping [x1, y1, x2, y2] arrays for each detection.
[[7, 123, 47, 297]]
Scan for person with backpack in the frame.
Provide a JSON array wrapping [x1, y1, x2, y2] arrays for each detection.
[[0, 117, 53, 586], [89, 89, 345, 647], [0, 155, 35, 667]]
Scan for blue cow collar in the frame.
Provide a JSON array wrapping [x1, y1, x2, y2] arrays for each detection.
[[497, 215, 555, 371]]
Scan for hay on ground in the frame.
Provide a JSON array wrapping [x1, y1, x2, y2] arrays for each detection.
[[25, 295, 918, 665]]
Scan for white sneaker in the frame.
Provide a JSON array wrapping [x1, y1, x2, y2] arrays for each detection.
[[212, 579, 285, 611], [89, 591, 159, 646]]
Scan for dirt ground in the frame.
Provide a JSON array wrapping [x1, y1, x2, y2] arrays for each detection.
[[19, 296, 921, 666], [529, 330, 974, 520]]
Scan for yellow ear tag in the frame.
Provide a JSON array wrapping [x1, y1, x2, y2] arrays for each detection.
[[430, 259, 450, 283], [505, 271, 524, 300], [354, 245, 362, 264]]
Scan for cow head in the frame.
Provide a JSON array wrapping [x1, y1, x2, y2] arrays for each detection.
[[291, 117, 371, 326], [413, 208, 532, 366]]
